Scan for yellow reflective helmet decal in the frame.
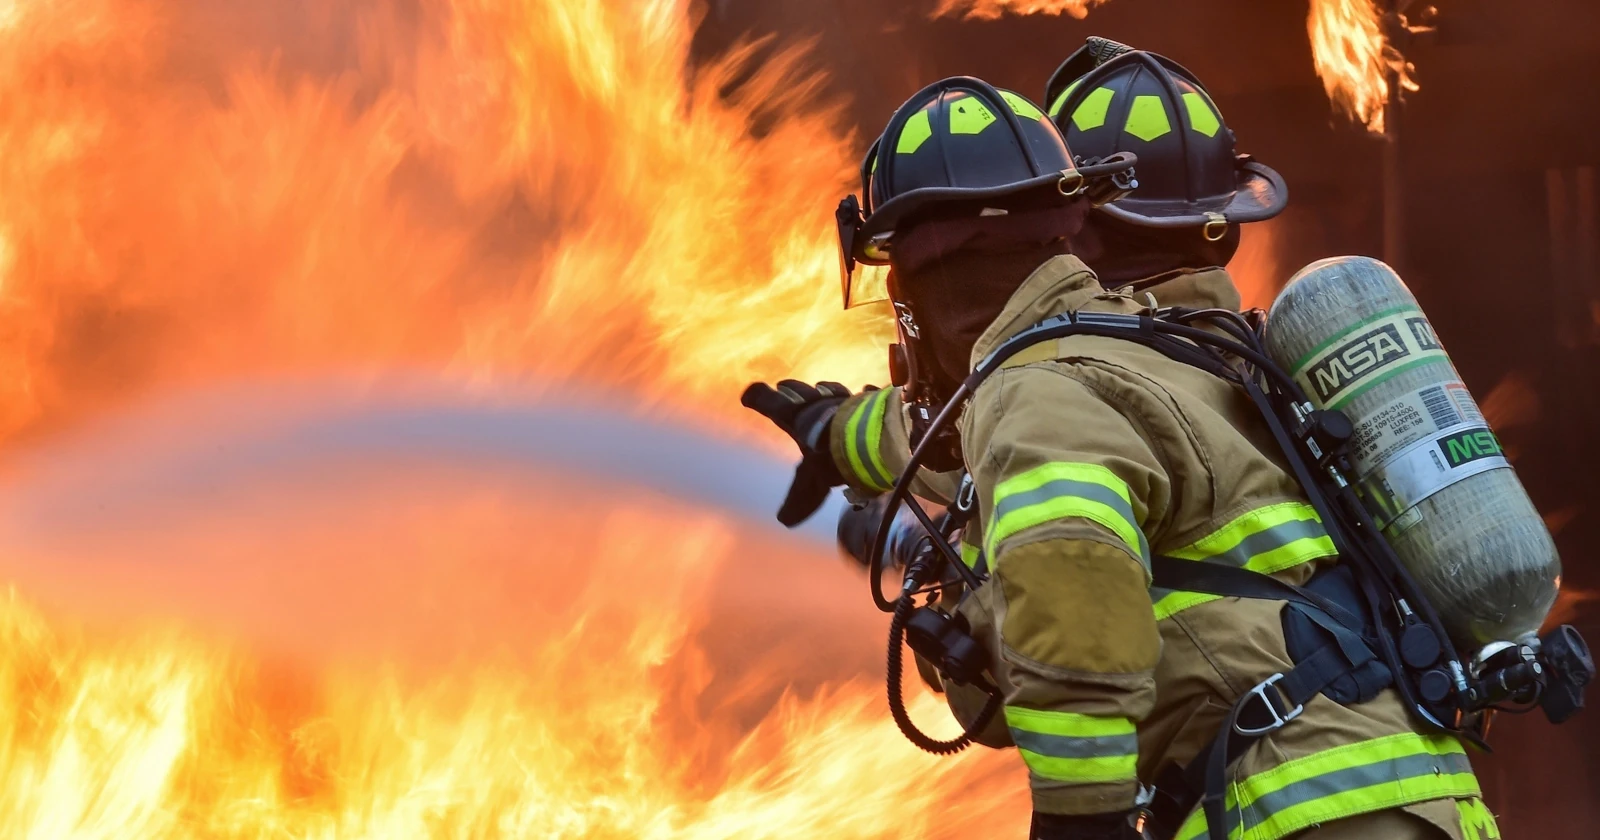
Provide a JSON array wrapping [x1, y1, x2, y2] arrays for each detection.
[[896, 108, 934, 154], [1182, 91, 1221, 137], [1070, 87, 1115, 131], [1000, 90, 1044, 121], [948, 94, 998, 135], [1048, 80, 1084, 119], [1124, 95, 1172, 141]]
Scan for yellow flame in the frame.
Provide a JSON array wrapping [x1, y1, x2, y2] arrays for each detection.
[[1307, 0, 1417, 132], [0, 0, 889, 441], [932, 0, 1418, 134]]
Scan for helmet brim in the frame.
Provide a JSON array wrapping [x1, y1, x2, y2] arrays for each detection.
[[1097, 160, 1287, 229], [853, 171, 1076, 264]]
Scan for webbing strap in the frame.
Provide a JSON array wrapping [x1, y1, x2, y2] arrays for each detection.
[[1144, 557, 1383, 840], [1148, 556, 1364, 635]]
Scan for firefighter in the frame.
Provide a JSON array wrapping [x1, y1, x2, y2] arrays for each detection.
[[743, 55, 1497, 840]]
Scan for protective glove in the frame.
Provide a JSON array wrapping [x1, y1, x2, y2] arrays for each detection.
[[1030, 810, 1149, 840], [741, 380, 856, 527]]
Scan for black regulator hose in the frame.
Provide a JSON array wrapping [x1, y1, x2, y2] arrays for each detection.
[[886, 594, 1004, 754]]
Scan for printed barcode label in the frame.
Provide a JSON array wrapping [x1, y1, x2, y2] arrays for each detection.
[[1419, 385, 1462, 429], [1447, 383, 1485, 425]]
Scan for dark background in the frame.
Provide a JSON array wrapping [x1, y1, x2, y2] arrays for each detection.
[[696, 0, 1600, 832]]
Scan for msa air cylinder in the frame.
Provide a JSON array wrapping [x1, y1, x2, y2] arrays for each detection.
[[1265, 256, 1559, 649]]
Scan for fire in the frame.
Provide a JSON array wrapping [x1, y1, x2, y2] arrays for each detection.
[[1307, 0, 1417, 132], [1229, 218, 1286, 310], [0, 455, 1026, 836], [0, 0, 889, 442], [930, 0, 1417, 134], [932, 0, 1105, 21], [0, 0, 1038, 834]]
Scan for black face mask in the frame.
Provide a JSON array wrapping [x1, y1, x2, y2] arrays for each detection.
[[1074, 210, 1241, 290], [894, 246, 1069, 397], [890, 203, 1088, 399]]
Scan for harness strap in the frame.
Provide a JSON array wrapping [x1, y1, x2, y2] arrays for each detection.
[[1145, 557, 1383, 840]]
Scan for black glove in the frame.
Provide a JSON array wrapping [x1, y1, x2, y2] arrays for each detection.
[[741, 380, 854, 527], [1030, 810, 1148, 840]]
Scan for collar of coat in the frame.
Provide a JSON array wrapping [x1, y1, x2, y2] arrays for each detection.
[[968, 255, 1244, 371]]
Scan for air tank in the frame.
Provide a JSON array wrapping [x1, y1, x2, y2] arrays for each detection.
[[1265, 256, 1559, 650]]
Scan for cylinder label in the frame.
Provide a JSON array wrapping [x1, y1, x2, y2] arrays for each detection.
[[1358, 424, 1511, 529], [1289, 307, 1450, 409], [1347, 380, 1485, 474]]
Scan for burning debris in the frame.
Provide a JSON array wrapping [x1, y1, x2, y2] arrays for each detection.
[[933, 0, 1106, 21], [1307, 0, 1418, 132], [932, 0, 1420, 133]]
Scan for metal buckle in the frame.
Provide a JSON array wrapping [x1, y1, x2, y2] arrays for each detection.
[[1234, 673, 1304, 737], [1057, 167, 1085, 196], [954, 473, 977, 514]]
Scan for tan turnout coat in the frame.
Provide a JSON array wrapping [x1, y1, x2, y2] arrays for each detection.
[[829, 255, 1496, 840]]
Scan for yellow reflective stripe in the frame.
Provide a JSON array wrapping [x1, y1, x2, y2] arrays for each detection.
[[1000, 90, 1044, 121], [1174, 734, 1479, 840], [1183, 91, 1221, 137], [1071, 87, 1115, 131], [897, 109, 933, 154], [1152, 591, 1222, 622], [1019, 752, 1138, 784], [843, 392, 892, 492], [1168, 502, 1336, 573], [1152, 503, 1335, 620], [1458, 798, 1501, 840], [1005, 708, 1138, 784], [1048, 80, 1084, 118], [1124, 94, 1173, 141], [863, 390, 892, 491], [960, 540, 981, 570], [1004, 707, 1135, 738], [985, 462, 1146, 563], [948, 94, 997, 135]]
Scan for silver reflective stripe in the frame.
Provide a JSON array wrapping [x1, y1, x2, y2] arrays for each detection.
[[1075, 311, 1142, 329], [990, 477, 1149, 561], [1009, 729, 1139, 760], [1202, 518, 1328, 569], [1231, 749, 1476, 836]]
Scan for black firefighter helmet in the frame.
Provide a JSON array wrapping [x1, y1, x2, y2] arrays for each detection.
[[836, 77, 1084, 309], [1043, 40, 1286, 239]]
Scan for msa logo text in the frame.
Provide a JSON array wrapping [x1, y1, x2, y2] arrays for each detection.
[[1439, 427, 1502, 468], [1306, 324, 1411, 401]]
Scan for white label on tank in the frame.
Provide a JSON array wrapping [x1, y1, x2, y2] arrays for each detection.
[[1290, 307, 1451, 409], [1347, 382, 1474, 474], [1357, 424, 1511, 529]]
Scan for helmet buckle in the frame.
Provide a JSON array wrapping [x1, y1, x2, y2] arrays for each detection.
[[1057, 167, 1086, 197], [1202, 212, 1230, 242]]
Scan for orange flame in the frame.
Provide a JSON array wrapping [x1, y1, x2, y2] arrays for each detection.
[[0, 465, 1027, 836], [0, 0, 1044, 833], [930, 0, 1417, 134], [1228, 219, 1286, 310], [0, 0, 889, 442], [932, 0, 1105, 20], [1307, 0, 1418, 133]]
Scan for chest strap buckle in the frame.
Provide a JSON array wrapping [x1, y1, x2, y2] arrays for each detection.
[[1234, 672, 1305, 737]]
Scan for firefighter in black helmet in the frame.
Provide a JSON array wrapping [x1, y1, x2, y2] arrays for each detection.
[[742, 76, 1135, 525], [1043, 38, 1287, 289]]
